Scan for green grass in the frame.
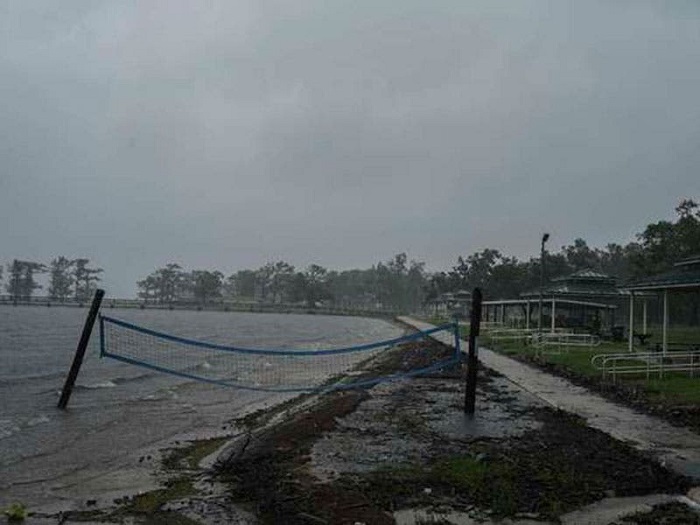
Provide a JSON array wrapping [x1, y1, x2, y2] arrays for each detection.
[[162, 437, 229, 470], [490, 337, 700, 407], [122, 477, 195, 514], [642, 324, 700, 346], [543, 349, 601, 377], [366, 455, 520, 517], [643, 376, 700, 404]]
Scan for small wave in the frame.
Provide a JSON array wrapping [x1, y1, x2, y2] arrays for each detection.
[[0, 419, 20, 440], [111, 371, 156, 384], [76, 380, 117, 390], [141, 388, 180, 401], [27, 414, 50, 427], [0, 370, 64, 386]]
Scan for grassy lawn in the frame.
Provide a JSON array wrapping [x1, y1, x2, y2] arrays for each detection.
[[484, 331, 700, 408], [642, 324, 700, 347], [643, 376, 700, 405], [420, 317, 700, 408]]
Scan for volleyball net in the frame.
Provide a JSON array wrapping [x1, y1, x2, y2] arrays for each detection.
[[99, 316, 461, 392]]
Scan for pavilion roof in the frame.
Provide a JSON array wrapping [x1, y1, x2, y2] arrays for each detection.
[[521, 268, 626, 299], [552, 269, 616, 285], [623, 257, 700, 291]]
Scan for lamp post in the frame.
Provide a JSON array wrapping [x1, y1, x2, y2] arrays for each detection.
[[538, 233, 550, 335]]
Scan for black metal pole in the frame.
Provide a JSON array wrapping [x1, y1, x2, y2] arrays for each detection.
[[538, 233, 549, 336], [58, 289, 105, 409], [464, 288, 483, 416]]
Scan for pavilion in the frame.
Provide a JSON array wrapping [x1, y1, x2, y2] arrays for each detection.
[[522, 269, 629, 332], [484, 269, 639, 334], [622, 255, 700, 353], [428, 289, 471, 317]]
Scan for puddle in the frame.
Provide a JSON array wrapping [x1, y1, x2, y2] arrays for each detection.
[[311, 375, 543, 480]]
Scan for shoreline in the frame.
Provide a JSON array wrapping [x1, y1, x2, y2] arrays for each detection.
[[24, 332, 700, 525]]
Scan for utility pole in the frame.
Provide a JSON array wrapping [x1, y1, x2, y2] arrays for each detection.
[[537, 233, 550, 336]]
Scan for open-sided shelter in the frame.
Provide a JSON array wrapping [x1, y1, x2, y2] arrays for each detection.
[[623, 255, 700, 353], [517, 269, 627, 333]]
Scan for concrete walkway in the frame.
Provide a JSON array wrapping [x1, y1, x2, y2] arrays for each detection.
[[399, 317, 700, 480]]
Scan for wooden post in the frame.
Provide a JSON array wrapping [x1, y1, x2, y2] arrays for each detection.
[[58, 289, 105, 409], [464, 288, 483, 416]]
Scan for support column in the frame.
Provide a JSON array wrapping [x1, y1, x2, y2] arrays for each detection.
[[628, 292, 635, 352], [611, 307, 616, 330], [526, 301, 531, 330], [663, 289, 668, 355], [642, 300, 648, 334], [501, 304, 506, 325], [551, 299, 556, 333]]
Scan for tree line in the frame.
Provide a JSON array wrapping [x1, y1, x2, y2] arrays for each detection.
[[2, 199, 698, 314], [135, 254, 428, 312], [1, 258, 102, 302], [134, 199, 700, 313], [428, 199, 700, 302]]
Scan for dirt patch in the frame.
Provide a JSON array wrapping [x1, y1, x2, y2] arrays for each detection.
[[52, 333, 696, 524], [342, 408, 690, 521], [217, 390, 395, 524], [214, 339, 693, 523]]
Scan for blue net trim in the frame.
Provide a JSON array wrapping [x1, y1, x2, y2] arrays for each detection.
[[100, 315, 454, 356], [100, 351, 462, 393]]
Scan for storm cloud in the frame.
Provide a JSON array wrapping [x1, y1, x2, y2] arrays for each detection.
[[2, 1, 699, 296]]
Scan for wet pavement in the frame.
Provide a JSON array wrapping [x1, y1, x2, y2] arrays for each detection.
[[399, 317, 700, 481]]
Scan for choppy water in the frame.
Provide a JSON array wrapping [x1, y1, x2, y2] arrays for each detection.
[[0, 306, 402, 510]]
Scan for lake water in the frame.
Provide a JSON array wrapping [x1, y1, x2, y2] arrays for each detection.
[[0, 306, 402, 510]]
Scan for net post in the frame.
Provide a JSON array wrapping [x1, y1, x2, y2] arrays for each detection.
[[464, 288, 483, 416], [58, 289, 105, 409], [99, 314, 105, 357]]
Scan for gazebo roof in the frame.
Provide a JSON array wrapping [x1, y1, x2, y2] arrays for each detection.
[[624, 256, 700, 291], [521, 268, 626, 299], [552, 269, 616, 285]]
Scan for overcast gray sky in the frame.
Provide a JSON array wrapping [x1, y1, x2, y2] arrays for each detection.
[[1, 1, 699, 297]]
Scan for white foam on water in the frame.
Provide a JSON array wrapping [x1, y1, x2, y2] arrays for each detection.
[[0, 419, 20, 440], [78, 380, 117, 389], [26, 415, 50, 427]]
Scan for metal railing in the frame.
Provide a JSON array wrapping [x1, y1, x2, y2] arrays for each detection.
[[530, 332, 601, 355], [591, 351, 700, 380], [485, 328, 537, 342]]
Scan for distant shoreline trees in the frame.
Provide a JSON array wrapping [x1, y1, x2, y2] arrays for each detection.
[[2, 199, 698, 313], [2, 257, 102, 302]]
